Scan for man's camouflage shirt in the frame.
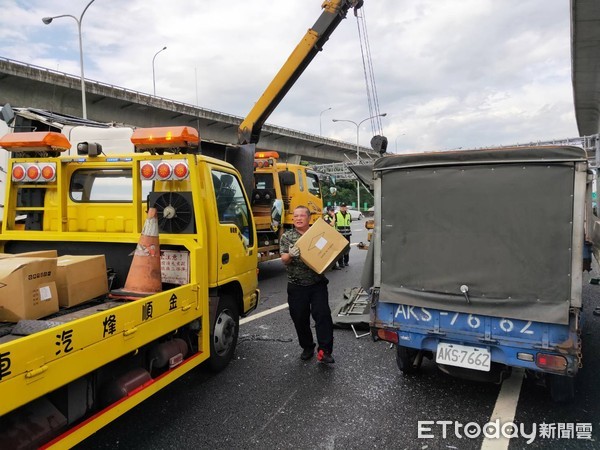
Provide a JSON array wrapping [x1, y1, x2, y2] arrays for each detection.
[[280, 228, 324, 286]]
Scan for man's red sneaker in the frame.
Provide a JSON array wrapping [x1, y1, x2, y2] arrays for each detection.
[[317, 349, 335, 364]]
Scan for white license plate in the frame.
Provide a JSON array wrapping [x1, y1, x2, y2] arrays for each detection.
[[435, 343, 491, 372]]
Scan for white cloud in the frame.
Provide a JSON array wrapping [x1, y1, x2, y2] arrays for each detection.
[[0, 0, 579, 152]]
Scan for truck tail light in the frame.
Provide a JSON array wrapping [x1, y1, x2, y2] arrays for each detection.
[[26, 165, 40, 181], [140, 162, 156, 180], [173, 162, 189, 180], [536, 353, 568, 371], [156, 162, 172, 180], [11, 163, 57, 183], [12, 164, 26, 181], [41, 164, 56, 181], [140, 160, 189, 181], [377, 329, 399, 344], [254, 158, 275, 168]]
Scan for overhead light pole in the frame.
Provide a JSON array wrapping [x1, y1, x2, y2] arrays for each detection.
[[332, 113, 387, 210], [152, 46, 167, 96], [42, 0, 96, 119], [319, 107, 331, 136]]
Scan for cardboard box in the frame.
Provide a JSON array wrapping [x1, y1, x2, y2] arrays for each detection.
[[0, 250, 58, 260], [0, 257, 59, 322], [295, 217, 349, 274], [56, 255, 108, 307]]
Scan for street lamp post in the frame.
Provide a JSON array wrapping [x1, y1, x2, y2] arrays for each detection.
[[319, 107, 331, 136], [42, 0, 96, 119], [332, 113, 386, 210], [152, 46, 167, 96]]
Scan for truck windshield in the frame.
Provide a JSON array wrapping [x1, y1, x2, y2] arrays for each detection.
[[306, 171, 321, 197], [212, 169, 253, 246], [70, 169, 152, 202]]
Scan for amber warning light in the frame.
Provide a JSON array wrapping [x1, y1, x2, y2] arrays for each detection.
[[131, 126, 199, 153], [0, 131, 71, 153], [255, 151, 279, 159]]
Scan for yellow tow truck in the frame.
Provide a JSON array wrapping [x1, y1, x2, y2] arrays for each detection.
[[251, 150, 324, 262], [0, 127, 259, 448]]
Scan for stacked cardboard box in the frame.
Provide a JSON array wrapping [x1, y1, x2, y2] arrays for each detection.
[[294, 218, 349, 274], [0, 257, 59, 321], [56, 255, 108, 307], [0, 251, 109, 321]]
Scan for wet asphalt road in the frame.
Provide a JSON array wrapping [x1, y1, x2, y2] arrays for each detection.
[[79, 224, 600, 450]]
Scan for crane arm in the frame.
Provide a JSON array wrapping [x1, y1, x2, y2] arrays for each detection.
[[237, 0, 364, 145]]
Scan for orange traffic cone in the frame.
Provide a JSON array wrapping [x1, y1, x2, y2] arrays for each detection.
[[110, 208, 162, 300]]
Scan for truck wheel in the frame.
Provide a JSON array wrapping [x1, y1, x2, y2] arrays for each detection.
[[548, 374, 575, 402], [207, 295, 239, 372], [396, 345, 422, 375]]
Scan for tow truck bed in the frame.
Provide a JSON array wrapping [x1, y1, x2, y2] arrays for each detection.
[[0, 284, 202, 417]]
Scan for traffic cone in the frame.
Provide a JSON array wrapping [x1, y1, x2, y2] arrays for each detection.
[[110, 208, 162, 300]]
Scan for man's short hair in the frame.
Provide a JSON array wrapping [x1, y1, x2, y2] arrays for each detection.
[[340, 203, 347, 207], [294, 205, 311, 217]]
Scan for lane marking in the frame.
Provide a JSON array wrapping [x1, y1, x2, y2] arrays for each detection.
[[480, 368, 525, 450], [240, 303, 289, 325]]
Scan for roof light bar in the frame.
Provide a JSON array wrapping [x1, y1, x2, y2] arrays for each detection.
[[255, 151, 279, 159], [0, 132, 71, 153], [131, 126, 200, 153]]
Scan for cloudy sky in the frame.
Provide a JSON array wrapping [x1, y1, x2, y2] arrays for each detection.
[[1, 0, 579, 153]]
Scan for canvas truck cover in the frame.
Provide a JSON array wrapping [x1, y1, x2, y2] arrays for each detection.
[[371, 146, 588, 325]]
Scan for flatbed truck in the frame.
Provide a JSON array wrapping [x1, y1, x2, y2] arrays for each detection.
[[367, 146, 590, 402]]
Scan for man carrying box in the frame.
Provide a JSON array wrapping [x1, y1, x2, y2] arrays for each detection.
[[280, 206, 335, 364]]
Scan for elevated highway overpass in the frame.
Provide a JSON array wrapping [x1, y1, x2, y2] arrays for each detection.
[[0, 57, 376, 164]]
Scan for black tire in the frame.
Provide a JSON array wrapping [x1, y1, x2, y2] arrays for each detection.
[[206, 295, 239, 372], [548, 374, 575, 403], [396, 345, 421, 375]]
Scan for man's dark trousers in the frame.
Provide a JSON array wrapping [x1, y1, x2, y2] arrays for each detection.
[[287, 279, 334, 353], [338, 235, 351, 267]]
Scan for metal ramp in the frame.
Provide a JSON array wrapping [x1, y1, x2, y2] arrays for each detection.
[[313, 158, 374, 180], [331, 287, 370, 337]]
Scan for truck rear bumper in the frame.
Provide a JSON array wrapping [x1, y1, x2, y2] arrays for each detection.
[[372, 302, 581, 377]]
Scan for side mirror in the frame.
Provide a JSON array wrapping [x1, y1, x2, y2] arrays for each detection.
[[279, 170, 296, 186], [1, 103, 15, 126]]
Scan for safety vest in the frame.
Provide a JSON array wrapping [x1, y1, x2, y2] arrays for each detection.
[[335, 211, 351, 235]]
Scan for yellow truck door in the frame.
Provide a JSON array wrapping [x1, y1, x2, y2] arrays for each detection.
[[210, 168, 257, 294]]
